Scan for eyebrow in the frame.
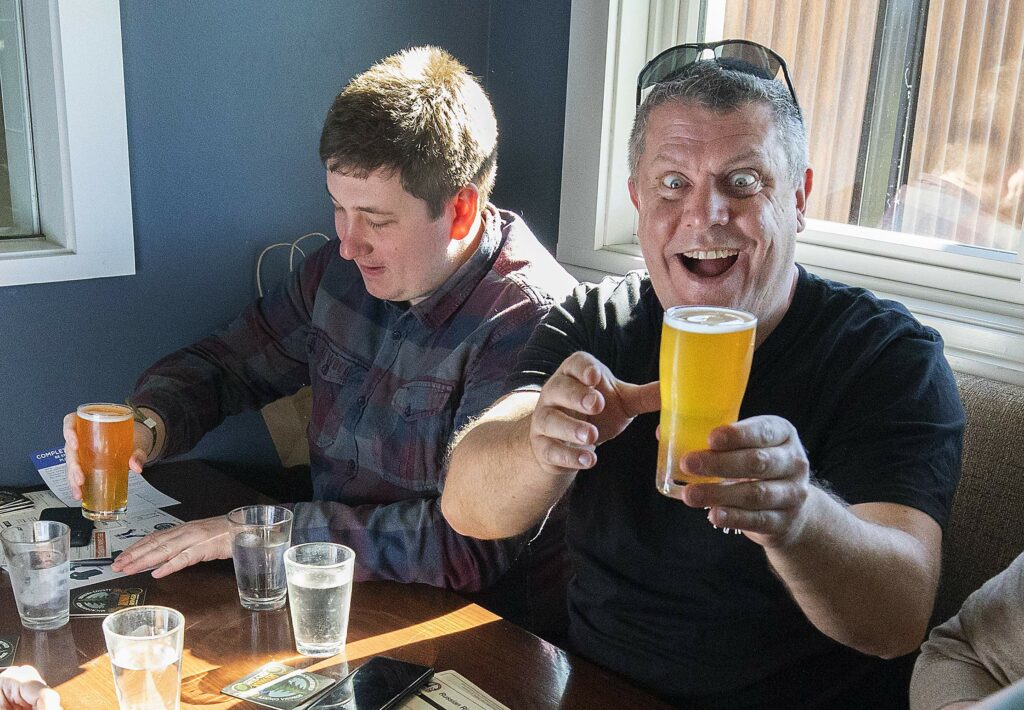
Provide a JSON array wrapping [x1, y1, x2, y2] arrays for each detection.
[[651, 148, 771, 167], [324, 184, 395, 215]]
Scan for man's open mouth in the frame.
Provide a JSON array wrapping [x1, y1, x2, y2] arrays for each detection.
[[680, 249, 739, 278]]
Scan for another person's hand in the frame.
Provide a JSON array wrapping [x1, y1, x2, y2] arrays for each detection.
[[679, 415, 812, 548], [529, 351, 659, 476], [111, 516, 232, 578], [0, 666, 62, 710], [62, 412, 152, 502]]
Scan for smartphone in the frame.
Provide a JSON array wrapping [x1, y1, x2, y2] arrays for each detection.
[[307, 656, 433, 710], [39, 507, 94, 547]]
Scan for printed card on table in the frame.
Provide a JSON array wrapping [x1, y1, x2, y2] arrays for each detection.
[[0, 635, 18, 668], [70, 586, 147, 616], [222, 662, 336, 710], [30, 446, 180, 510], [399, 669, 510, 710]]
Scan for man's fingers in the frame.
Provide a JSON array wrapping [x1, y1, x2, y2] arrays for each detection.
[[128, 449, 148, 474], [37, 686, 64, 710], [619, 380, 660, 417], [684, 478, 803, 512], [559, 351, 604, 388], [534, 433, 596, 471], [708, 415, 794, 450], [62, 413, 77, 444], [151, 547, 198, 580], [542, 370, 605, 416], [534, 406, 598, 445], [685, 445, 802, 481], [706, 506, 788, 536]]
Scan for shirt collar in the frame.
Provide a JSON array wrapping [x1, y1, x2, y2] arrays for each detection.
[[405, 204, 503, 328]]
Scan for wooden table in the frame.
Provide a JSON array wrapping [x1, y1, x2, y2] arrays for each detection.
[[1, 461, 669, 709]]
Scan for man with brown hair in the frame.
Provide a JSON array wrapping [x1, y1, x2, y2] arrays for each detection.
[[62, 47, 576, 614]]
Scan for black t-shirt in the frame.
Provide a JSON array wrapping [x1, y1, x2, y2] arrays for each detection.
[[507, 267, 964, 709]]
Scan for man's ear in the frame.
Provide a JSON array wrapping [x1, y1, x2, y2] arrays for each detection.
[[795, 167, 813, 233], [628, 176, 640, 210], [449, 184, 480, 241]]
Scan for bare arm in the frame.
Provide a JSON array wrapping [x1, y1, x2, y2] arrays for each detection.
[[679, 417, 941, 658], [443, 351, 660, 540]]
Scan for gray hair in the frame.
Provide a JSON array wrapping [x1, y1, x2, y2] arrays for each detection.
[[628, 61, 808, 185]]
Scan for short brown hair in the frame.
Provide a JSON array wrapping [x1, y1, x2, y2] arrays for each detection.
[[319, 46, 498, 219]]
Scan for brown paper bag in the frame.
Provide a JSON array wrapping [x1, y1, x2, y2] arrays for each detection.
[[261, 386, 312, 467]]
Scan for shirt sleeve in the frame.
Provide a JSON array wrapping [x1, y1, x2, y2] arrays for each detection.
[[291, 295, 555, 592], [813, 327, 965, 527], [132, 241, 331, 458], [910, 552, 1024, 709]]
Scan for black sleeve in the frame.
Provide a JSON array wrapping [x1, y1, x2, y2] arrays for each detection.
[[816, 329, 965, 528]]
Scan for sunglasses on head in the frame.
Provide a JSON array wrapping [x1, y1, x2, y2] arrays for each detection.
[[635, 39, 800, 113]]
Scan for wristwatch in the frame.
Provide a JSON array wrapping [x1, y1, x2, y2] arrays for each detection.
[[125, 399, 159, 455]]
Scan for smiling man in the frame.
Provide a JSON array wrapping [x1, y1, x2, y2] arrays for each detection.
[[441, 54, 964, 707], [61, 47, 575, 625]]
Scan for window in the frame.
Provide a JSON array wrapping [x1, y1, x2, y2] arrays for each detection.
[[0, 0, 133, 287], [0, 0, 38, 238], [559, 0, 1024, 382]]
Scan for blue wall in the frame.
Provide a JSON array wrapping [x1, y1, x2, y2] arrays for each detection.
[[0, 1, 571, 487]]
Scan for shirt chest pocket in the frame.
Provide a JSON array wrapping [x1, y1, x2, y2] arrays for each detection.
[[374, 380, 455, 491], [307, 332, 369, 452]]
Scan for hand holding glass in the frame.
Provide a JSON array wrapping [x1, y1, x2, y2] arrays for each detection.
[[76, 403, 134, 521], [227, 505, 293, 611], [102, 605, 184, 710], [0, 521, 70, 630], [657, 306, 756, 498], [284, 543, 355, 657]]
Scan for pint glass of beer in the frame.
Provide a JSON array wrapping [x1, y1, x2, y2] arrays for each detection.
[[76, 403, 134, 521], [657, 306, 756, 498]]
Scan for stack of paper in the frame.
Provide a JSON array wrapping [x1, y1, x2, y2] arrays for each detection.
[[14, 447, 186, 589], [0, 490, 33, 516]]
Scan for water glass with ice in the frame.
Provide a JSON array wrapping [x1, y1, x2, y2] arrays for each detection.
[[284, 542, 355, 657], [0, 520, 70, 630], [102, 605, 184, 710], [227, 505, 293, 611]]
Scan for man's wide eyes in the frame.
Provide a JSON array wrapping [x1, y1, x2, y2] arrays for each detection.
[[661, 174, 684, 189], [729, 171, 758, 188]]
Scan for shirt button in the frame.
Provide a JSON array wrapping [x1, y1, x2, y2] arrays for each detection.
[[356, 395, 367, 407], [391, 329, 402, 340], [347, 460, 355, 472]]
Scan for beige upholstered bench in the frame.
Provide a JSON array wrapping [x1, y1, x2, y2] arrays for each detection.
[[931, 372, 1024, 626]]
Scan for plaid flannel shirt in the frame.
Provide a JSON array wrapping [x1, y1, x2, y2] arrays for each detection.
[[132, 206, 576, 591]]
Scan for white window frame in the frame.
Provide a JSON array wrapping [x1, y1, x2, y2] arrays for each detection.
[[0, 0, 134, 287], [557, 0, 1024, 384]]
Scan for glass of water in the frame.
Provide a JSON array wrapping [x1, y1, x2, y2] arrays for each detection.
[[0, 521, 70, 630], [227, 505, 293, 611], [102, 606, 184, 710], [284, 543, 355, 657]]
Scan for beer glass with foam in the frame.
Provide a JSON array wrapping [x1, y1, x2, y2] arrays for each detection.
[[76, 403, 134, 521], [657, 306, 756, 499]]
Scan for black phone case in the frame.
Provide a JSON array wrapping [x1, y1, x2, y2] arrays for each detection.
[[308, 656, 433, 710], [38, 507, 94, 547]]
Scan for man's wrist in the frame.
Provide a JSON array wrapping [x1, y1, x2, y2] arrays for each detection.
[[126, 399, 160, 458]]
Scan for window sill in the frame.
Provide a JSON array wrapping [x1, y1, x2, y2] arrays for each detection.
[[557, 243, 1024, 385]]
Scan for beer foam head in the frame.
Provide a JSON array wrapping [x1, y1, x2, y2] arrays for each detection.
[[77, 403, 132, 422], [663, 306, 757, 333]]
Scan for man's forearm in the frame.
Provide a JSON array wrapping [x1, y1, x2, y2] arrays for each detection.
[[765, 487, 940, 658], [443, 396, 574, 540], [291, 495, 524, 592]]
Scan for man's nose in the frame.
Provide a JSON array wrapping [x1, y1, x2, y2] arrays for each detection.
[[683, 181, 729, 230], [336, 218, 371, 260]]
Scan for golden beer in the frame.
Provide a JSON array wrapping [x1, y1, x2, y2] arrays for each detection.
[[76, 403, 133, 521], [657, 306, 756, 498]]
